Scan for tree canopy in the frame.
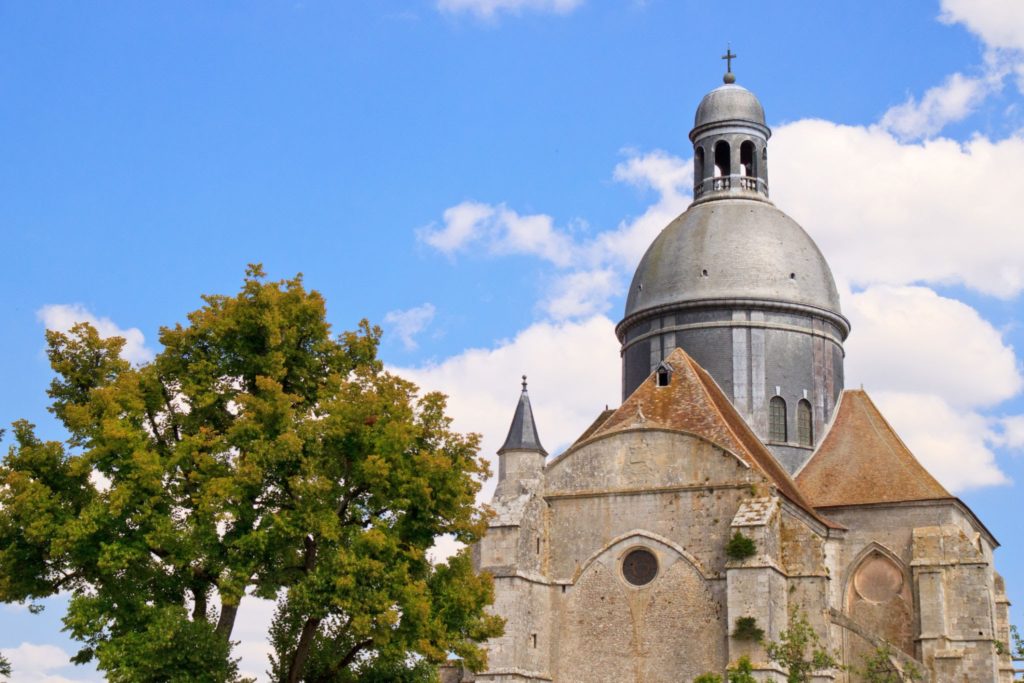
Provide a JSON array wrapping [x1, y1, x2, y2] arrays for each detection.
[[0, 266, 502, 681]]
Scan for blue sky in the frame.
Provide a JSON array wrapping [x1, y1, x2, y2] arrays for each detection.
[[2, 1, 1024, 680]]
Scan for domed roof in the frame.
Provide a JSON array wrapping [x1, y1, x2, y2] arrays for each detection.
[[693, 83, 766, 131], [623, 199, 844, 323]]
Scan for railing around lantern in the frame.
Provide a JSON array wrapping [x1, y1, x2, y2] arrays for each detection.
[[693, 174, 768, 199]]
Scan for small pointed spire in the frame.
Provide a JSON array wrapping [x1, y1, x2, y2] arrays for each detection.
[[498, 375, 547, 455]]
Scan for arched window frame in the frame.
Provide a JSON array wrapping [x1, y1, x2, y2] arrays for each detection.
[[797, 399, 813, 446], [769, 396, 787, 442]]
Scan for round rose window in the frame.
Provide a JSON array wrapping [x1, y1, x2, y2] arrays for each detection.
[[622, 548, 658, 586]]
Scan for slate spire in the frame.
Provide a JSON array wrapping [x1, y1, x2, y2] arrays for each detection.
[[498, 376, 547, 456]]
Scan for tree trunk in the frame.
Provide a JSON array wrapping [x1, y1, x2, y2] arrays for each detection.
[[216, 601, 239, 640], [286, 617, 322, 683]]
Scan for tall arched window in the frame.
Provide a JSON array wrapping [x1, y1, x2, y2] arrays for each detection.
[[769, 396, 787, 442], [713, 140, 730, 177], [740, 140, 755, 177], [797, 399, 813, 446], [694, 146, 705, 184]]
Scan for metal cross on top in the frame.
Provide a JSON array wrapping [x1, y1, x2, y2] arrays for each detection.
[[721, 47, 737, 73]]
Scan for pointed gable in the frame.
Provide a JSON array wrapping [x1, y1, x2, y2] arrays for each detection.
[[796, 389, 952, 507], [586, 347, 831, 525], [498, 378, 547, 456]]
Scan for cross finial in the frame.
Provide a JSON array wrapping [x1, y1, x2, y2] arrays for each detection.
[[522, 375, 528, 391], [721, 46, 737, 83]]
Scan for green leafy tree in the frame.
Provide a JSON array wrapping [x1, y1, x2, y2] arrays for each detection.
[[763, 608, 839, 683], [854, 643, 921, 682], [0, 652, 10, 680], [0, 267, 502, 681]]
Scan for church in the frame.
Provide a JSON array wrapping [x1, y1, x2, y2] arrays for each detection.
[[460, 65, 1015, 682]]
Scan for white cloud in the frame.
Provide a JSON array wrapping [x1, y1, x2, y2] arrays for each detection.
[[36, 304, 154, 365], [542, 269, 619, 320], [233, 598, 276, 682], [845, 285, 1023, 409], [940, 0, 1024, 51], [383, 303, 437, 351], [771, 121, 1024, 298], [842, 284, 1021, 490], [420, 150, 691, 322], [418, 202, 574, 267], [869, 391, 1009, 491], [995, 414, 1024, 450], [2, 642, 96, 683], [393, 315, 620, 497], [437, 0, 583, 20], [880, 70, 1001, 140]]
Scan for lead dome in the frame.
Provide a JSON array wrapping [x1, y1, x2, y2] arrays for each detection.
[[616, 74, 849, 472], [693, 83, 766, 131]]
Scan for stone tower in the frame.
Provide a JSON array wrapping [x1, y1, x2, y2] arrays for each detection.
[[616, 73, 850, 473]]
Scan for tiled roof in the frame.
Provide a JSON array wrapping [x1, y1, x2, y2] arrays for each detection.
[[796, 389, 952, 507], [585, 347, 834, 526]]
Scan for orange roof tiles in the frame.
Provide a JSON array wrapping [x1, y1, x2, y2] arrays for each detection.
[[584, 347, 834, 526], [796, 389, 952, 507]]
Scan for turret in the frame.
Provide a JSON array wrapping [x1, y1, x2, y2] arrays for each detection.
[[494, 376, 547, 499]]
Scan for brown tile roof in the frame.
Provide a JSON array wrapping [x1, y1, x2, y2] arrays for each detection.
[[584, 347, 835, 527], [796, 389, 952, 507]]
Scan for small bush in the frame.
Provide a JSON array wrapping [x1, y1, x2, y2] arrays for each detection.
[[693, 673, 722, 683], [727, 656, 756, 683], [725, 531, 757, 560], [732, 616, 765, 642]]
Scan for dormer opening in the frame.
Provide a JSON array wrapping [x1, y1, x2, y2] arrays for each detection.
[[656, 361, 673, 387], [740, 140, 755, 177], [713, 140, 731, 177]]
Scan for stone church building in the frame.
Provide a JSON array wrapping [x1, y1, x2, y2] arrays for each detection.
[[458, 70, 1015, 682]]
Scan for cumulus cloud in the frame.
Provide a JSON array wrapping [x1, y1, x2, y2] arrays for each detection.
[[418, 202, 574, 267], [2, 642, 94, 682], [880, 70, 1003, 140], [437, 0, 584, 20], [842, 285, 1021, 490], [233, 598, 276, 681], [419, 151, 690, 321], [393, 314, 620, 497], [771, 121, 1024, 298], [36, 304, 153, 365], [940, 0, 1024, 51], [542, 269, 620, 319], [869, 391, 1009, 490], [995, 414, 1024, 450], [383, 303, 437, 350], [844, 286, 1023, 408]]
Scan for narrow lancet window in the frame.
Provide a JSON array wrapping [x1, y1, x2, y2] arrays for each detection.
[[714, 140, 731, 177], [694, 146, 705, 184], [769, 396, 787, 442], [797, 399, 813, 446]]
